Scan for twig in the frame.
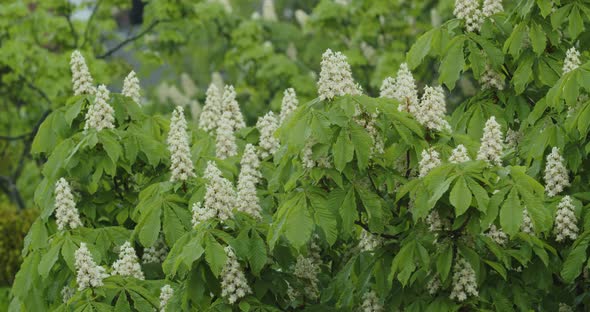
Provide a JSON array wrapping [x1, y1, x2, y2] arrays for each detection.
[[19, 74, 51, 104], [0, 133, 31, 141], [97, 20, 162, 59], [354, 220, 397, 239], [64, 12, 79, 47], [81, 0, 102, 48]]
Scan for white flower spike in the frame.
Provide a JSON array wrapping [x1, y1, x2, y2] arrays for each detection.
[[317, 49, 361, 101], [84, 85, 115, 131], [75, 243, 107, 290], [544, 147, 570, 197], [111, 241, 144, 280], [220, 246, 251, 304], [54, 178, 83, 231], [256, 112, 280, 158], [122, 70, 141, 104], [563, 47, 581, 75], [237, 144, 262, 219], [70, 50, 96, 95], [419, 148, 441, 178], [167, 106, 196, 182], [199, 84, 223, 133], [476, 116, 503, 166], [554, 195, 579, 242]]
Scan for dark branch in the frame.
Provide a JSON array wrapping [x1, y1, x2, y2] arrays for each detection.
[[81, 0, 102, 48], [97, 20, 162, 59], [19, 75, 51, 104], [354, 220, 397, 239], [64, 12, 79, 47], [0, 133, 31, 141], [0, 176, 25, 210]]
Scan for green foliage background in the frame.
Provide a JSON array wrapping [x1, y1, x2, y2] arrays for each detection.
[[5, 0, 590, 311]]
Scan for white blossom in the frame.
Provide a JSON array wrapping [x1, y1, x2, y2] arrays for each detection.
[[142, 236, 168, 264], [476, 116, 503, 166], [317, 49, 361, 101], [544, 147, 570, 197], [167, 106, 196, 182], [359, 229, 382, 252], [204, 161, 236, 222], [485, 225, 508, 246], [449, 144, 471, 163], [295, 10, 309, 28], [221, 85, 246, 131], [360, 41, 377, 65], [61, 286, 75, 303], [454, 0, 483, 32], [216, 111, 238, 159], [563, 47, 581, 75], [221, 246, 251, 304], [279, 88, 299, 124], [554, 196, 579, 242], [353, 109, 384, 155], [416, 85, 451, 131], [419, 148, 441, 178], [75, 243, 107, 290], [505, 128, 522, 149], [211, 71, 225, 90], [180, 73, 198, 97], [559, 303, 574, 312], [54, 178, 83, 231], [262, 0, 278, 21], [481, 65, 504, 91], [199, 84, 223, 133], [380, 63, 419, 115], [449, 258, 478, 302], [293, 255, 320, 300], [191, 202, 216, 227], [360, 290, 383, 312], [426, 210, 450, 232], [111, 241, 144, 280], [521, 208, 534, 234], [287, 42, 298, 60], [301, 141, 332, 169], [84, 85, 115, 131], [159, 284, 174, 312], [256, 112, 280, 158], [482, 0, 503, 17], [427, 277, 441, 295], [237, 144, 262, 219], [70, 50, 96, 95], [122, 70, 141, 104]]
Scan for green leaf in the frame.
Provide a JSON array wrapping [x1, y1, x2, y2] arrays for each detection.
[[115, 291, 132, 312], [466, 177, 489, 212], [332, 187, 357, 238], [205, 234, 227, 277], [529, 22, 546, 55], [333, 129, 354, 172], [138, 207, 162, 247], [309, 190, 338, 245], [568, 6, 584, 40], [248, 231, 267, 276], [436, 245, 453, 281], [284, 196, 314, 249], [484, 259, 507, 280], [512, 54, 534, 94], [561, 231, 590, 282], [499, 188, 522, 236], [98, 130, 122, 165], [38, 240, 62, 278], [163, 204, 190, 246], [439, 36, 465, 90], [350, 123, 372, 170], [356, 185, 384, 232], [449, 176, 472, 216], [407, 28, 436, 69]]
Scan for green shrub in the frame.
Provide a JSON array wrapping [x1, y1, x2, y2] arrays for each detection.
[[0, 204, 38, 286]]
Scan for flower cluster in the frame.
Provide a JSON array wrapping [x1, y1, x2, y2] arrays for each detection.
[[480, 65, 504, 90], [317, 49, 361, 101], [426, 210, 450, 232], [354, 110, 384, 155], [293, 255, 321, 300], [360, 290, 384, 312], [262, 0, 278, 21], [221, 85, 246, 131], [75, 243, 108, 290], [191, 202, 216, 227], [54, 178, 83, 231], [204, 161, 236, 222], [279, 88, 299, 124], [111, 241, 144, 280], [358, 229, 382, 252], [544, 147, 569, 197], [237, 144, 262, 218], [61, 286, 75, 303], [70, 50, 96, 95], [427, 276, 441, 295], [521, 208, 534, 234], [301, 141, 332, 169], [482, 0, 503, 17], [554, 196, 579, 242], [449, 144, 471, 163], [559, 303, 574, 312], [449, 258, 478, 302], [122, 70, 141, 104], [167, 106, 196, 182], [220, 246, 251, 304], [453, 0, 483, 32], [476, 116, 503, 166], [84, 85, 115, 131], [485, 225, 508, 246], [505, 128, 522, 149], [256, 112, 280, 158], [216, 111, 238, 159], [380, 63, 419, 114], [419, 148, 441, 178], [199, 84, 223, 133], [416, 85, 450, 131], [159, 285, 174, 312], [142, 236, 168, 264], [563, 47, 581, 75]]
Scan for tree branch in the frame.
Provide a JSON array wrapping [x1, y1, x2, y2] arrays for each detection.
[[81, 0, 102, 48], [0, 133, 30, 141], [97, 20, 162, 59], [64, 12, 78, 47]]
